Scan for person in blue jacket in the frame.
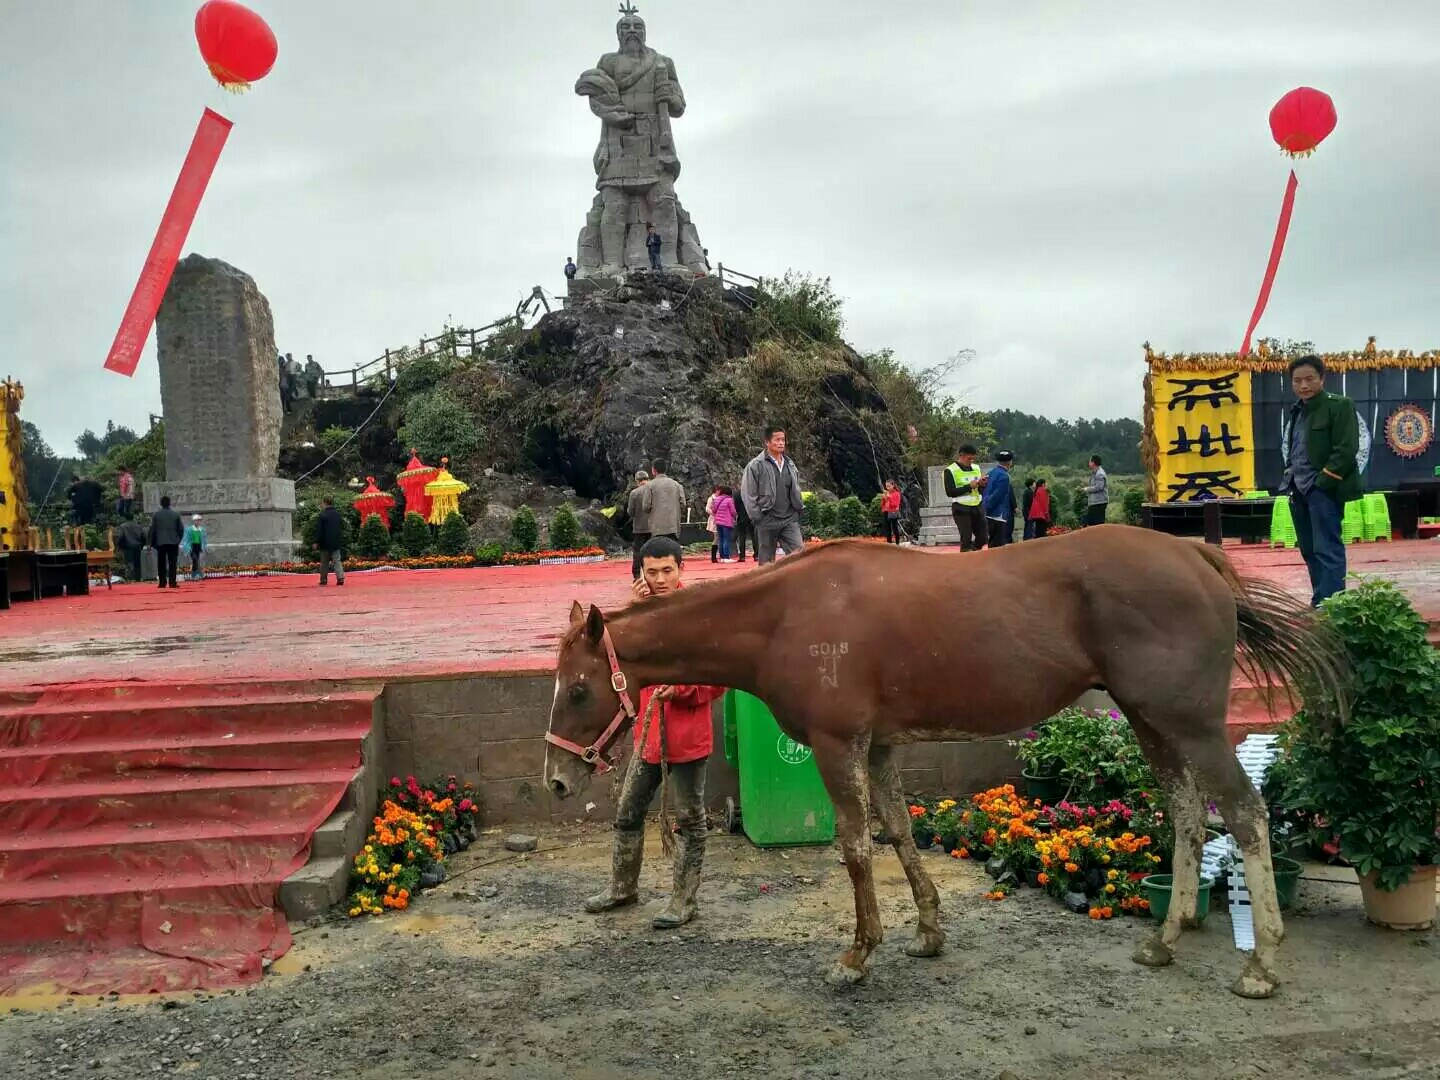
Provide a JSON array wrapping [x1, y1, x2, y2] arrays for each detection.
[[982, 450, 1016, 548]]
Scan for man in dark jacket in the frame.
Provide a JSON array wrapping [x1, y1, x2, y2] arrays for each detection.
[[316, 497, 346, 586], [115, 516, 147, 582], [1020, 478, 1036, 540], [147, 495, 184, 588], [626, 470, 651, 580], [1282, 355, 1361, 606], [982, 451, 1015, 548], [740, 426, 805, 564]]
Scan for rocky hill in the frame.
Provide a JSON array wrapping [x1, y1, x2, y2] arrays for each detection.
[[278, 271, 925, 549]]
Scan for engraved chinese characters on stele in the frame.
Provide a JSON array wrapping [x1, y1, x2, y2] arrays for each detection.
[[809, 641, 848, 689], [1155, 370, 1257, 502]]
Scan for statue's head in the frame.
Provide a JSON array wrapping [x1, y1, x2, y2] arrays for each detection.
[[616, 11, 646, 52]]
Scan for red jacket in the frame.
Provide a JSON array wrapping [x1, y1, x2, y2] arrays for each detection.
[[1028, 486, 1051, 522], [634, 682, 725, 764], [880, 489, 902, 514]]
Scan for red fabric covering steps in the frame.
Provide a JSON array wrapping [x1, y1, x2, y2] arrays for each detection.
[[0, 685, 373, 996]]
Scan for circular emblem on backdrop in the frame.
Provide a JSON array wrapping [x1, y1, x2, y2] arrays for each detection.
[[1384, 404, 1433, 459], [776, 735, 813, 765]]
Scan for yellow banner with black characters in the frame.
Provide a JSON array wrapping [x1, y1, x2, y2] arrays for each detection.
[[1151, 369, 1256, 502]]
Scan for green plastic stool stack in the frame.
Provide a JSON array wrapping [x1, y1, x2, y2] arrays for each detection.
[[1242, 490, 1270, 499], [1341, 499, 1366, 544], [1361, 492, 1392, 542], [1269, 497, 1297, 549]]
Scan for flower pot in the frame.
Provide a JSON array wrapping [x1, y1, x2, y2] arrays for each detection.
[[1140, 874, 1214, 924], [968, 845, 992, 862], [913, 831, 934, 850], [1358, 866, 1437, 930], [1021, 770, 1065, 805], [938, 834, 960, 854], [1023, 868, 1042, 889]]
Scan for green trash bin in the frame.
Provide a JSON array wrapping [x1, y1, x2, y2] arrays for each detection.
[[722, 690, 836, 847]]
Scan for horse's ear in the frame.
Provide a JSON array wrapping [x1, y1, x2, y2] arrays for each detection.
[[585, 604, 606, 645], [569, 600, 585, 627]]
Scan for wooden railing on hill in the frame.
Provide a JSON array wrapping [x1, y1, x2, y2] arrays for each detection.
[[317, 316, 520, 399]]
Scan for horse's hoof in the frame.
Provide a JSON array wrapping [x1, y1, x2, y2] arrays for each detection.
[[824, 961, 868, 988], [903, 930, 945, 958], [1230, 956, 1279, 1000], [1131, 936, 1174, 968]]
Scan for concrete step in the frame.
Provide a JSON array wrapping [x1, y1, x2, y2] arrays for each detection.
[[312, 807, 365, 861], [279, 856, 349, 920]]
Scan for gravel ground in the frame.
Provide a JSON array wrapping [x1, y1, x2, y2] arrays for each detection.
[[3, 825, 1438, 1080]]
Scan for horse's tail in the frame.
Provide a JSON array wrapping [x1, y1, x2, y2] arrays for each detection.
[[1191, 543, 1352, 730]]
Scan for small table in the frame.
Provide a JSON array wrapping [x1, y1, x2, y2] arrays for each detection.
[[4, 549, 37, 603], [35, 551, 89, 598], [1141, 498, 1275, 546]]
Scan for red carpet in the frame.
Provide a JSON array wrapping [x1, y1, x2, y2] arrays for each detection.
[[0, 684, 374, 995]]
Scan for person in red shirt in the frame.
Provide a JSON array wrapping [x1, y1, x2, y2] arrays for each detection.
[[584, 536, 725, 929], [880, 479, 903, 544], [1027, 477, 1052, 538]]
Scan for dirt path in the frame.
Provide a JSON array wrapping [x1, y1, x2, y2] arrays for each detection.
[[3, 826, 1438, 1079]]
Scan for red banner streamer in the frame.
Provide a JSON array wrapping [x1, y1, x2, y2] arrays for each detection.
[[1238, 169, 1299, 358], [103, 108, 233, 377]]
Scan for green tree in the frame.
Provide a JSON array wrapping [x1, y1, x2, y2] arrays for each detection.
[[509, 506, 540, 553], [549, 504, 582, 551], [437, 511, 469, 555], [354, 514, 391, 558], [398, 388, 480, 462], [401, 511, 431, 557], [1121, 487, 1145, 525]]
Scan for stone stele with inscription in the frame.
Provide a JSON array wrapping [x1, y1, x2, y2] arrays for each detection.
[[572, 3, 708, 279], [142, 254, 299, 566]]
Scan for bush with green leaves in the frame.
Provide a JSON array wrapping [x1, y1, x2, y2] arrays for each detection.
[[549, 505, 583, 551], [354, 514, 391, 558], [1010, 707, 1158, 807], [509, 506, 540, 553], [834, 495, 868, 537], [808, 497, 838, 534], [1121, 487, 1145, 526], [436, 511, 469, 556], [755, 271, 844, 345], [866, 494, 886, 535], [401, 511, 432, 557], [1268, 579, 1439, 890], [397, 388, 480, 463], [475, 543, 505, 566]]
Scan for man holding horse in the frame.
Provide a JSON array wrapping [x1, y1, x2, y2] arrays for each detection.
[[582, 536, 724, 928]]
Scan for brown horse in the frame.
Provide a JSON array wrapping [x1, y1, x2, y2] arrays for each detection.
[[543, 526, 1348, 998]]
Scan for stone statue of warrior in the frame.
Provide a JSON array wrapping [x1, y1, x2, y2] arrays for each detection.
[[574, 5, 706, 278]]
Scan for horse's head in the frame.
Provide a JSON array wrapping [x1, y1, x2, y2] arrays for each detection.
[[544, 601, 632, 800]]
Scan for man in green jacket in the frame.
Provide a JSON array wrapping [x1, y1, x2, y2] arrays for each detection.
[[1281, 355, 1361, 606]]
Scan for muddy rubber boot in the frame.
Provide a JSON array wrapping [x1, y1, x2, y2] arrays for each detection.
[[651, 833, 703, 929], [583, 830, 644, 914]]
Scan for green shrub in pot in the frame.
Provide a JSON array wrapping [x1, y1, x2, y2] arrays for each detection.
[[1269, 579, 1440, 892]]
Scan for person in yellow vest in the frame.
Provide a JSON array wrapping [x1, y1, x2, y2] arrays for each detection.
[[943, 444, 988, 551]]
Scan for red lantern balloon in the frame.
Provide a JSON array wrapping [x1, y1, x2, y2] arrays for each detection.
[[194, 0, 277, 93], [1268, 87, 1337, 158]]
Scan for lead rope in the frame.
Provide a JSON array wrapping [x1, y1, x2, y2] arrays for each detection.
[[627, 688, 677, 858]]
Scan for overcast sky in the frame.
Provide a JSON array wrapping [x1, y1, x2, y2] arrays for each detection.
[[3, 1, 1439, 453]]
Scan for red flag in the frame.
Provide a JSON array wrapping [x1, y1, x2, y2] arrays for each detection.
[[1238, 169, 1299, 358], [103, 108, 233, 377]]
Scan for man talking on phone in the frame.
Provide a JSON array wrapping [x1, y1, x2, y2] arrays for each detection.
[[583, 536, 724, 929]]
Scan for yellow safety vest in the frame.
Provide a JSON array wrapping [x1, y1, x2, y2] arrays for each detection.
[[947, 462, 983, 506]]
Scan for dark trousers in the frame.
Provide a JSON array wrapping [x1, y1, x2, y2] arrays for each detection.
[[631, 532, 651, 580], [1290, 487, 1346, 606], [883, 513, 901, 544], [986, 516, 1010, 548], [189, 543, 204, 579], [950, 504, 988, 551], [1029, 519, 1049, 539], [1083, 504, 1108, 527], [1023, 519, 1036, 540], [648, 248, 662, 270], [755, 520, 804, 565], [156, 544, 179, 587], [123, 549, 142, 582], [614, 758, 706, 835], [733, 520, 754, 561]]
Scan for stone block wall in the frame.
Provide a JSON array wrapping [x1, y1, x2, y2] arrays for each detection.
[[380, 673, 1020, 824]]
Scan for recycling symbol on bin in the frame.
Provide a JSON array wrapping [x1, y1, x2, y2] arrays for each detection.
[[776, 735, 813, 765]]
